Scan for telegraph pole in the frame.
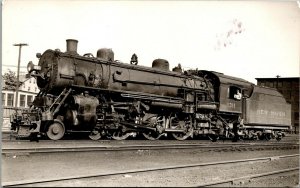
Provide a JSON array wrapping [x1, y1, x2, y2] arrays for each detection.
[[13, 43, 28, 109]]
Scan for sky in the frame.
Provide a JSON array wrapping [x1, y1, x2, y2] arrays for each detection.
[[2, 0, 300, 84]]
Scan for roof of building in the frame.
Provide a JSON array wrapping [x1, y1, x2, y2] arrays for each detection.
[[255, 77, 299, 81]]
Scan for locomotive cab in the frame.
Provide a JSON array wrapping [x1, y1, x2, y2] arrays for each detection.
[[198, 70, 254, 114]]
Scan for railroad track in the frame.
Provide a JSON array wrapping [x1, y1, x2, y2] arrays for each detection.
[[2, 137, 299, 142], [2, 142, 298, 155], [2, 132, 298, 142], [3, 154, 299, 187], [198, 167, 299, 187]]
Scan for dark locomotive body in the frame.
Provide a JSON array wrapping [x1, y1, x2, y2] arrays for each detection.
[[11, 39, 291, 141]]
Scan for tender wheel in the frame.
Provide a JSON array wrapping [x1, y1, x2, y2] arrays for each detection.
[[265, 133, 272, 141], [208, 134, 219, 142], [46, 120, 65, 140], [276, 136, 282, 141], [89, 130, 101, 140], [170, 115, 193, 141], [275, 132, 282, 141], [256, 131, 264, 140], [248, 130, 258, 140]]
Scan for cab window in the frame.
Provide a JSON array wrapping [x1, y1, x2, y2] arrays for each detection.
[[228, 86, 242, 100]]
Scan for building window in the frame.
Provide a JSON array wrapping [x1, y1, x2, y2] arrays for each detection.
[[293, 81, 299, 88], [264, 81, 269, 87], [269, 82, 274, 87], [28, 86, 30, 91], [294, 90, 299, 101], [2, 93, 6, 106], [27, 95, 33, 107], [20, 95, 26, 107], [7, 94, 14, 107], [294, 112, 299, 121], [284, 81, 291, 87], [277, 81, 282, 87], [293, 102, 299, 111]]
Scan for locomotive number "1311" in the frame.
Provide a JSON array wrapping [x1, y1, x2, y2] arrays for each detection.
[[228, 102, 236, 109]]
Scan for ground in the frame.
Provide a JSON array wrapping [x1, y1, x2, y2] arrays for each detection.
[[2, 139, 299, 187]]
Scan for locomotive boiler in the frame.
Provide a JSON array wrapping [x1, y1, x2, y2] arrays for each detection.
[[11, 39, 292, 141]]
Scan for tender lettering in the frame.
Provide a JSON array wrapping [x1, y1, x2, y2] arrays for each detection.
[[256, 109, 286, 117], [270, 111, 286, 117], [257, 109, 268, 115]]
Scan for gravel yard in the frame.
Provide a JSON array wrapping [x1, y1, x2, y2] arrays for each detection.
[[23, 155, 298, 187]]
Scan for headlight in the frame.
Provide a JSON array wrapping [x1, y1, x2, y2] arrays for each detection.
[[27, 61, 34, 73], [27, 61, 41, 73]]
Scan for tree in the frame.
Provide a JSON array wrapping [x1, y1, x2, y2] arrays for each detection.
[[2, 69, 20, 90]]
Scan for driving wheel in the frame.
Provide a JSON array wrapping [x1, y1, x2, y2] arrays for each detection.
[[111, 131, 131, 140], [142, 115, 164, 140], [170, 115, 193, 141]]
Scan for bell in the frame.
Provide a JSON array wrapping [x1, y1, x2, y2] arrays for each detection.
[[130, 53, 138, 65]]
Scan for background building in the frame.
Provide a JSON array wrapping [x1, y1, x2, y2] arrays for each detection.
[[256, 77, 299, 133], [2, 74, 39, 131]]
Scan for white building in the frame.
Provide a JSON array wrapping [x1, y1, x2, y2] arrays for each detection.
[[2, 75, 39, 131]]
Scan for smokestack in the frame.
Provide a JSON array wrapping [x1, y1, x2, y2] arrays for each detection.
[[66, 39, 78, 54]]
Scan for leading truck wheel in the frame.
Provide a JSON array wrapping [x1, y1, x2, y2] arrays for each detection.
[[46, 120, 65, 140]]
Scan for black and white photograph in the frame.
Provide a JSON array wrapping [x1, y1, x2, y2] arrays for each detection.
[[1, 0, 299, 187]]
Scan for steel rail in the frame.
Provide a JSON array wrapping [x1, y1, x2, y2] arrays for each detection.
[[2, 154, 299, 187], [3, 140, 297, 148], [2, 143, 298, 155], [196, 167, 299, 187]]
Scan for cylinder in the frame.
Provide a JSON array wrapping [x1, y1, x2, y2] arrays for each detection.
[[42, 111, 53, 121], [66, 39, 78, 54]]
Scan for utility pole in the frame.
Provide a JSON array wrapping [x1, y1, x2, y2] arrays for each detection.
[[13, 43, 28, 109], [276, 75, 281, 88]]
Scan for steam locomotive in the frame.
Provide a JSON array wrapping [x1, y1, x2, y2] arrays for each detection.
[[11, 39, 292, 141]]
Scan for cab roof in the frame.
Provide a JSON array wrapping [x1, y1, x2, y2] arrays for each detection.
[[199, 70, 254, 87]]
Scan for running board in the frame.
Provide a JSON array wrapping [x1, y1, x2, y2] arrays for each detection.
[[243, 124, 290, 130]]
